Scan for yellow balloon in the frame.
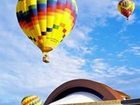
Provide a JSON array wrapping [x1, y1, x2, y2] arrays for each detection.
[[118, 0, 135, 19], [16, 0, 78, 63], [21, 95, 42, 105]]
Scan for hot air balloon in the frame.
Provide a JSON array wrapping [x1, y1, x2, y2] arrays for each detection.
[[21, 95, 42, 105], [16, 0, 78, 63], [118, 0, 135, 19]]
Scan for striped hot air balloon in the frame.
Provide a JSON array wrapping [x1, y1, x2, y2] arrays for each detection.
[[21, 95, 42, 105], [118, 0, 135, 19], [16, 0, 78, 63]]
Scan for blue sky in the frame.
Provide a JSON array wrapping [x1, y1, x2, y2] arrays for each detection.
[[0, 0, 140, 105]]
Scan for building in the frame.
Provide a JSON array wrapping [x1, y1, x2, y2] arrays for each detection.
[[44, 79, 130, 105]]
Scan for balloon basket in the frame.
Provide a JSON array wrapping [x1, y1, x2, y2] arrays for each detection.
[[126, 17, 129, 20], [42, 52, 49, 63]]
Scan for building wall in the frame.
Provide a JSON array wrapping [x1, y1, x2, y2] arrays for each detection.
[[50, 92, 102, 105]]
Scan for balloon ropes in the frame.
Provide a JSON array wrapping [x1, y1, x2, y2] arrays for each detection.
[[16, 0, 78, 63], [118, 0, 135, 20]]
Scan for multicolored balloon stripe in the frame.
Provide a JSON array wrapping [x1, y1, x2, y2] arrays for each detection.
[[21, 95, 42, 105], [118, 0, 135, 19], [16, 0, 78, 53]]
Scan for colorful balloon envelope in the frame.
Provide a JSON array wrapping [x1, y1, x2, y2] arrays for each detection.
[[21, 95, 42, 105], [16, 0, 78, 63], [118, 0, 135, 19]]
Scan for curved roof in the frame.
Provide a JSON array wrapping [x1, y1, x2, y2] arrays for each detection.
[[44, 79, 130, 105]]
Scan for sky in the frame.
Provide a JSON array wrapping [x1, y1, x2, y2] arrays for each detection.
[[0, 0, 140, 105]]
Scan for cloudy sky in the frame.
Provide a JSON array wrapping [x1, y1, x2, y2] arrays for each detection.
[[0, 0, 140, 105]]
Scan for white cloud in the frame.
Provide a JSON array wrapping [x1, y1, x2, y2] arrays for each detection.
[[91, 58, 135, 78], [127, 14, 137, 24], [0, 46, 89, 103], [117, 46, 140, 58], [77, 0, 120, 26], [116, 68, 140, 85], [62, 26, 96, 55], [63, 26, 92, 48], [130, 46, 140, 56], [92, 59, 110, 74], [118, 77, 140, 84]]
